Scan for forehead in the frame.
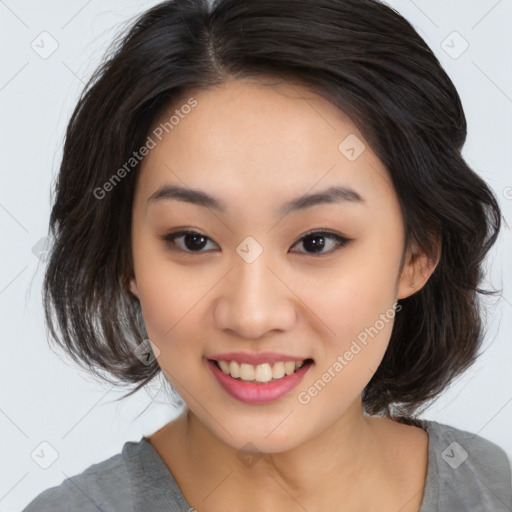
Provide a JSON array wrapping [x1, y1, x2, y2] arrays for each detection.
[[135, 79, 394, 213]]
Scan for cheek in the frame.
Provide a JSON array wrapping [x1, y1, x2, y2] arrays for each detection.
[[138, 273, 201, 344], [133, 246, 186, 338], [294, 280, 398, 425], [316, 289, 396, 383], [134, 257, 219, 374], [135, 269, 207, 389], [304, 256, 399, 342], [133, 229, 199, 329]]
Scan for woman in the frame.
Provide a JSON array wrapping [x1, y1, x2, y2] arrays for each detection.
[[23, 0, 512, 510]]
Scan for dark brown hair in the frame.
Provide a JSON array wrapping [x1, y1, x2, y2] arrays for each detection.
[[42, 0, 502, 424]]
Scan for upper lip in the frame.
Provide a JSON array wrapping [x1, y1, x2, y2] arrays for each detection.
[[208, 352, 312, 365]]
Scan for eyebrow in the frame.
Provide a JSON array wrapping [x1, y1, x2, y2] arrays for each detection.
[[147, 184, 364, 217]]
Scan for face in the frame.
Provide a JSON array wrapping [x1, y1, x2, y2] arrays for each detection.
[[129, 78, 426, 453]]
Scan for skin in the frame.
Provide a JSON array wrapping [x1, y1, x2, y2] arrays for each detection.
[[129, 78, 440, 511]]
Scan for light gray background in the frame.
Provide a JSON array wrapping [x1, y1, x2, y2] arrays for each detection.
[[1, 1, 511, 510]]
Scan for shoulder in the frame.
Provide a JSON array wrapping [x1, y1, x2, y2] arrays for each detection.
[[21, 447, 134, 512], [419, 419, 512, 511]]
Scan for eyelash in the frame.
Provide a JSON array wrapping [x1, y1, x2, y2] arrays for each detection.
[[161, 229, 352, 256]]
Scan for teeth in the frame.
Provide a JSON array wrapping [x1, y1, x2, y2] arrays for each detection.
[[255, 363, 273, 382], [240, 363, 255, 381], [218, 360, 230, 374], [284, 361, 296, 375], [215, 359, 308, 382], [229, 360, 240, 378], [272, 361, 285, 379]]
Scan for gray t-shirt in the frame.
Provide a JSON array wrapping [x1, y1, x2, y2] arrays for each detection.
[[22, 419, 512, 511]]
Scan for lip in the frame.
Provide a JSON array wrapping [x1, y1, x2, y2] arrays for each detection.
[[206, 358, 314, 404], [208, 351, 311, 365]]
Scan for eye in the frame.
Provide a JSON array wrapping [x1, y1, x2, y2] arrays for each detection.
[[162, 230, 219, 253], [161, 229, 352, 255], [290, 230, 352, 255]]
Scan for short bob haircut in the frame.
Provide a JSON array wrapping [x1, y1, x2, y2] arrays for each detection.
[[43, 0, 502, 426]]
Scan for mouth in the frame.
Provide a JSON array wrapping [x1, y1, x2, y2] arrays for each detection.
[[207, 357, 314, 404], [208, 358, 315, 384]]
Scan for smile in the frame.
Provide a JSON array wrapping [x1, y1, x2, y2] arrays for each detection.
[[207, 358, 314, 404], [214, 359, 310, 383]]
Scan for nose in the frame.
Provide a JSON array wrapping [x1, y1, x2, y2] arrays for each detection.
[[213, 249, 297, 339]]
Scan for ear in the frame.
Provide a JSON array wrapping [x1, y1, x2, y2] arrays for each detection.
[[397, 237, 441, 300], [129, 276, 140, 299]]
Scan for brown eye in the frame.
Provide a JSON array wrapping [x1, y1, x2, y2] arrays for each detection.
[[162, 230, 218, 252], [290, 231, 351, 255]]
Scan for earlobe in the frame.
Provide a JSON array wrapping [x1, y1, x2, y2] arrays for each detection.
[[129, 277, 140, 299]]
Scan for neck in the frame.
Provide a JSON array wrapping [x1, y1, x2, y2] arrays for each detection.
[[178, 400, 394, 510]]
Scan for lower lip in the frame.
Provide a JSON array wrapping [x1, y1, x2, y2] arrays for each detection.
[[206, 359, 313, 404]]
